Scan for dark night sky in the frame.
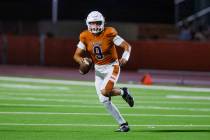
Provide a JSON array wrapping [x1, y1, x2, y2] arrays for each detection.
[[0, 0, 175, 23]]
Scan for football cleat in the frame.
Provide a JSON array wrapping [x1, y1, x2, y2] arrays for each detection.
[[121, 87, 134, 107], [115, 122, 130, 132]]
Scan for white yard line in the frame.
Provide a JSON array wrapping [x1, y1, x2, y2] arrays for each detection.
[[0, 99, 210, 108], [0, 111, 210, 118], [0, 103, 101, 108], [0, 83, 69, 90], [0, 96, 98, 104], [1, 76, 210, 92], [0, 123, 210, 127], [0, 96, 210, 111], [1, 92, 210, 105], [167, 95, 210, 100], [2, 92, 210, 105], [0, 92, 96, 98], [138, 101, 210, 105], [137, 106, 210, 112]]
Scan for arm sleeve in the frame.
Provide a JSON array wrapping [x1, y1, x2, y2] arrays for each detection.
[[113, 35, 124, 46], [77, 32, 86, 50], [106, 27, 124, 46], [77, 41, 86, 50]]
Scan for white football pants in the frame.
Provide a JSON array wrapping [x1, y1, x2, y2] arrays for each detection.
[[94, 61, 126, 125]]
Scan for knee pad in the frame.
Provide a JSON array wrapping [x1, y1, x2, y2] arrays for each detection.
[[102, 100, 111, 107], [99, 95, 110, 104]]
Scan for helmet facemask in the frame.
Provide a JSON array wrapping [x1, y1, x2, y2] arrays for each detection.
[[86, 11, 105, 34]]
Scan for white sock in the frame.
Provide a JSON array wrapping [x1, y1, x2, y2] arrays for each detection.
[[120, 89, 124, 96], [103, 101, 126, 125]]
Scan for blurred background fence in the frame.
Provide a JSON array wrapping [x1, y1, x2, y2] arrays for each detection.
[[0, 34, 210, 71], [0, 0, 210, 72]]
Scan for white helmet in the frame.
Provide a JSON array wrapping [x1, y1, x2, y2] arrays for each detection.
[[86, 11, 105, 34]]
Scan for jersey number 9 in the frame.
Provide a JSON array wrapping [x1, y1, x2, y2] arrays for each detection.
[[93, 46, 103, 60]]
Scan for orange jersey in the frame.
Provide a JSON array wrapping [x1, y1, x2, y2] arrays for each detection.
[[79, 27, 119, 65]]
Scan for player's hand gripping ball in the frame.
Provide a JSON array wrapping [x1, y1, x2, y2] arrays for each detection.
[[79, 57, 92, 75]]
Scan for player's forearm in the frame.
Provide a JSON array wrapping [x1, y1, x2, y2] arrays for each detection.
[[73, 54, 83, 65], [120, 41, 131, 61]]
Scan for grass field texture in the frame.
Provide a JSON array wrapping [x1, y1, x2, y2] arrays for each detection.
[[0, 76, 210, 140]]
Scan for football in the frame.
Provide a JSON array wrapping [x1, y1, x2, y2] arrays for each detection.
[[79, 57, 92, 75]]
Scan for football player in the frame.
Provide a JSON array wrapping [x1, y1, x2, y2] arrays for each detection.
[[73, 11, 134, 132]]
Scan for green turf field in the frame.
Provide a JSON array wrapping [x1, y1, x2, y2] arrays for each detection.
[[0, 76, 210, 140]]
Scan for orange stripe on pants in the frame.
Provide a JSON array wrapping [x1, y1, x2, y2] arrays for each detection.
[[105, 65, 119, 91]]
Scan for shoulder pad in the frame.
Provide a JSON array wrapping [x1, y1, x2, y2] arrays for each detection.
[[79, 30, 89, 41], [104, 27, 118, 37]]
